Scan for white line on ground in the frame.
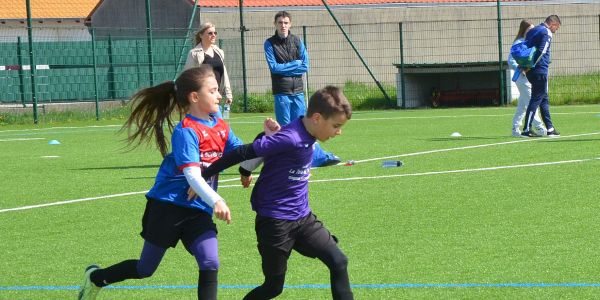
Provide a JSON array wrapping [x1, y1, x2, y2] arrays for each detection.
[[353, 131, 600, 163], [0, 124, 121, 134], [1, 110, 598, 135], [2, 156, 598, 214], [311, 157, 600, 184], [0, 183, 243, 214], [349, 111, 600, 121], [0, 137, 45, 142]]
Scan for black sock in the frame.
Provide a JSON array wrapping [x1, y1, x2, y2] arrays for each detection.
[[330, 267, 354, 300], [198, 270, 218, 300], [243, 274, 285, 300], [318, 246, 353, 300], [91, 259, 141, 287]]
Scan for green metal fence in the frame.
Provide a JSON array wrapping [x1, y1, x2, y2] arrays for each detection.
[[1, 13, 599, 122]]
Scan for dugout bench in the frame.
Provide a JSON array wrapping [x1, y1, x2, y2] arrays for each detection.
[[394, 61, 512, 108]]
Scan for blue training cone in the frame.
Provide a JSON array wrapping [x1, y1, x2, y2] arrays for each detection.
[[48, 139, 61, 145]]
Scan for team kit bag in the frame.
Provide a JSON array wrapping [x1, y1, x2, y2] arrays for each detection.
[[510, 42, 537, 81]]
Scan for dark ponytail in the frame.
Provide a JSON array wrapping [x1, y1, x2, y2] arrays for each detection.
[[122, 65, 215, 157]]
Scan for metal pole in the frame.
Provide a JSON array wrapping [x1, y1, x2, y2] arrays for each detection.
[[107, 35, 115, 99], [496, 0, 505, 105], [136, 40, 141, 86], [399, 22, 406, 109], [302, 26, 310, 96], [91, 28, 100, 120], [174, 0, 199, 78], [321, 0, 392, 104], [239, 0, 249, 112], [17, 37, 26, 107], [25, 0, 38, 123], [145, 0, 154, 86]]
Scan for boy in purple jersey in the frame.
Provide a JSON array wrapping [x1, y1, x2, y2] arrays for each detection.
[[202, 86, 354, 299]]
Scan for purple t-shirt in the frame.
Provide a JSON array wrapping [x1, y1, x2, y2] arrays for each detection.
[[251, 118, 314, 220]]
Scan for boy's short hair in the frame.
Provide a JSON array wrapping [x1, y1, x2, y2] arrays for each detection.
[[306, 86, 352, 120], [274, 11, 292, 22]]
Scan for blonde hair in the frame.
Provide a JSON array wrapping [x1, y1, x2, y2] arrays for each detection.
[[514, 19, 533, 42], [194, 22, 215, 45]]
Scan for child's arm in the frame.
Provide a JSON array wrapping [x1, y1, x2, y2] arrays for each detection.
[[183, 166, 231, 223], [236, 118, 281, 187], [202, 143, 258, 179]]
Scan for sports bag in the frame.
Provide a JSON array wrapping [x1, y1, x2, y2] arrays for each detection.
[[510, 41, 537, 69]]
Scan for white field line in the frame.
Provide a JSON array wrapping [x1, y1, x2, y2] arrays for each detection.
[[353, 131, 600, 164], [312, 157, 600, 184], [0, 182, 243, 214], [0, 110, 597, 135], [0, 137, 45, 142], [0, 124, 121, 134], [2, 157, 598, 214], [350, 111, 600, 121]]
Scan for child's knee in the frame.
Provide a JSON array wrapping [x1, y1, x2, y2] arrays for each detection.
[[322, 246, 349, 271], [332, 251, 349, 270], [197, 255, 220, 270]]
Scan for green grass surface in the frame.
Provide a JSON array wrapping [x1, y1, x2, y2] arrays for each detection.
[[1, 105, 600, 299]]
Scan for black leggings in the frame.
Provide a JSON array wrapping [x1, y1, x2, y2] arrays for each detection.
[[243, 244, 353, 300]]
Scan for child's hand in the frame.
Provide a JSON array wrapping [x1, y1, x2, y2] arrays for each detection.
[[264, 118, 281, 136], [214, 200, 231, 224], [187, 187, 197, 201], [240, 174, 253, 188]]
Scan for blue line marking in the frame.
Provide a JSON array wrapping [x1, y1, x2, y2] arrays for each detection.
[[2, 282, 600, 291]]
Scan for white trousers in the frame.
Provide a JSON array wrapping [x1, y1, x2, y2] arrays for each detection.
[[512, 72, 544, 130]]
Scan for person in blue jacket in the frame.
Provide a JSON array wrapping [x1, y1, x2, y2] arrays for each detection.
[[264, 11, 341, 167], [508, 19, 546, 137], [521, 15, 561, 137]]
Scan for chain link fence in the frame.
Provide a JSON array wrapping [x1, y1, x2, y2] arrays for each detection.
[[1, 11, 599, 120]]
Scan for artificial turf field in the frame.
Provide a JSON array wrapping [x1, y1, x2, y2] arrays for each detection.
[[1, 104, 600, 299]]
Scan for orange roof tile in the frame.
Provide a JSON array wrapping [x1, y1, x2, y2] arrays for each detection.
[[1, 0, 100, 19], [195, 0, 533, 7]]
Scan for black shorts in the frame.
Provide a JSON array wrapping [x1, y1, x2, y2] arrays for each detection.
[[140, 198, 217, 254], [255, 213, 338, 258]]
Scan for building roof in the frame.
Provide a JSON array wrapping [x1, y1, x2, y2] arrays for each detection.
[[0, 0, 100, 19], [194, 0, 534, 7]]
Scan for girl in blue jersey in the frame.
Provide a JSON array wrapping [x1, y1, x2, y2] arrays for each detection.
[[78, 65, 247, 300], [202, 86, 354, 300]]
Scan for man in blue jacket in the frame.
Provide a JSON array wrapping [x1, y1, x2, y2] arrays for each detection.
[[521, 15, 561, 137], [264, 11, 341, 167]]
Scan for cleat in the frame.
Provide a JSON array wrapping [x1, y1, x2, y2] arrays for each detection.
[[546, 129, 560, 137], [512, 128, 521, 137], [534, 127, 547, 136], [520, 131, 542, 138], [78, 265, 101, 300], [319, 155, 341, 167]]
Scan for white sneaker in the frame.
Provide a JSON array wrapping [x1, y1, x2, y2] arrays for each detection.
[[78, 265, 101, 300], [534, 127, 547, 136], [512, 128, 521, 137]]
